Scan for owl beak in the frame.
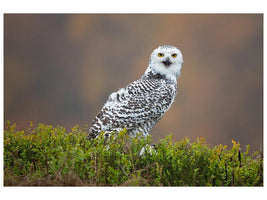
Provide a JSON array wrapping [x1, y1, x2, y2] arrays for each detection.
[[162, 57, 171, 67]]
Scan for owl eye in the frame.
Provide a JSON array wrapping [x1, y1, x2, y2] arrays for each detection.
[[158, 53, 164, 57], [171, 53, 177, 58]]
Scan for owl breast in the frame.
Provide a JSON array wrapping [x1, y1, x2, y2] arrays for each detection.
[[88, 76, 177, 139]]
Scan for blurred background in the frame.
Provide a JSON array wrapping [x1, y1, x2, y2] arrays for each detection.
[[4, 14, 263, 151]]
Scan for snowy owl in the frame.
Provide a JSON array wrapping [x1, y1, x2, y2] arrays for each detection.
[[88, 45, 183, 139]]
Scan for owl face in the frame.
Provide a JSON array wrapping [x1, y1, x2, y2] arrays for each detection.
[[149, 45, 183, 80]]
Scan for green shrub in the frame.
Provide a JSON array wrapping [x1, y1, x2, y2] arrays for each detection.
[[4, 121, 263, 186]]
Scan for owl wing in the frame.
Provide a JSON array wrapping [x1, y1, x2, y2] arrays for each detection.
[[89, 78, 175, 137]]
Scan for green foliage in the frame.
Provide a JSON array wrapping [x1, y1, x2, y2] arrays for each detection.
[[4, 121, 263, 186]]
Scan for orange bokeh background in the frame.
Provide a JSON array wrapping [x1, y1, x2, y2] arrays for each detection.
[[4, 14, 263, 151]]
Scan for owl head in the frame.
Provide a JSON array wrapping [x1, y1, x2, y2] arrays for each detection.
[[146, 45, 183, 80]]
